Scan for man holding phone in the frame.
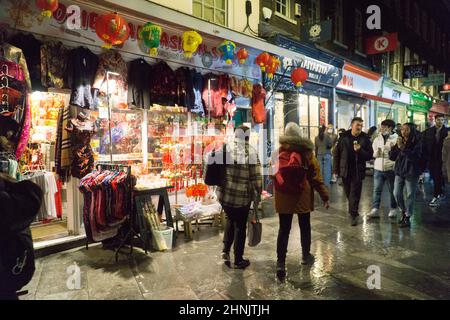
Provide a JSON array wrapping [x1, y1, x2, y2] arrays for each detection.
[[333, 118, 374, 226]]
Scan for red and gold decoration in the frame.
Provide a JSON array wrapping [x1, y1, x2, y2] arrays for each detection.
[[35, 0, 59, 18], [237, 48, 249, 65], [95, 12, 130, 49], [182, 30, 203, 58], [265, 55, 280, 79], [291, 68, 309, 87], [255, 52, 271, 72], [140, 22, 162, 56], [218, 40, 236, 65], [186, 183, 208, 199]]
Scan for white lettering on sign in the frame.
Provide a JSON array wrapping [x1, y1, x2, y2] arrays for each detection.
[[282, 57, 331, 76], [366, 5, 381, 30]]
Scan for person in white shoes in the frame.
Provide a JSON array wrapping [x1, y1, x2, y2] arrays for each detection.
[[366, 120, 400, 219]]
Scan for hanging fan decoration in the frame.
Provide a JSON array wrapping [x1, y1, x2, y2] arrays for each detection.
[[291, 68, 309, 87], [182, 30, 203, 58], [36, 0, 59, 18], [255, 52, 271, 72], [236, 48, 249, 64], [265, 56, 280, 79], [95, 12, 130, 49], [218, 40, 236, 65], [140, 22, 162, 56]]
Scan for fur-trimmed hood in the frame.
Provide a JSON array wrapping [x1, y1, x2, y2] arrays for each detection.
[[279, 123, 314, 152]]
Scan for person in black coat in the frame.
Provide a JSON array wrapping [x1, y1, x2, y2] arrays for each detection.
[[333, 117, 374, 226], [389, 123, 425, 228], [423, 115, 448, 206], [0, 173, 42, 300]]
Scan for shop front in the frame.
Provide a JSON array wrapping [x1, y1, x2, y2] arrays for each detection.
[[0, 0, 274, 250], [336, 62, 386, 130], [409, 91, 433, 131], [379, 80, 411, 126], [269, 35, 343, 145], [428, 101, 449, 124]]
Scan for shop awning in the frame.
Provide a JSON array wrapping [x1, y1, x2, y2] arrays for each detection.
[[430, 102, 450, 115], [360, 93, 395, 104]]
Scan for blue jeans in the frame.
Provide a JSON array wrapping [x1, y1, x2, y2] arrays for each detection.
[[317, 154, 332, 187], [394, 175, 419, 217], [372, 170, 397, 210]]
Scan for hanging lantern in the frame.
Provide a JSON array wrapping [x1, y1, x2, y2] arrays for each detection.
[[265, 56, 280, 79], [140, 22, 162, 56], [95, 12, 130, 49], [236, 48, 249, 64], [182, 30, 203, 58], [36, 0, 59, 18], [218, 40, 236, 65], [255, 52, 271, 72], [291, 68, 309, 87]]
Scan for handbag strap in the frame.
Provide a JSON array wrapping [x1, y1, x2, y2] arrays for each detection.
[[252, 200, 260, 223]]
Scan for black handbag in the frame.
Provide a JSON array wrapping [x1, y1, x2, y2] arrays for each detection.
[[248, 202, 262, 247], [204, 145, 226, 186]]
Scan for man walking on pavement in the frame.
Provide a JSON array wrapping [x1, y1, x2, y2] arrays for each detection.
[[424, 115, 448, 207], [333, 117, 374, 226], [366, 120, 400, 219]]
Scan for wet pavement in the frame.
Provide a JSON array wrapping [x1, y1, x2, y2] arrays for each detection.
[[21, 177, 450, 300]]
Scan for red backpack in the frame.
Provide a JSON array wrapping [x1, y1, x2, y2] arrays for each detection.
[[272, 150, 307, 194]]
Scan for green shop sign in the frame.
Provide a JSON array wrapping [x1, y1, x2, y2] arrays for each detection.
[[409, 91, 433, 112]]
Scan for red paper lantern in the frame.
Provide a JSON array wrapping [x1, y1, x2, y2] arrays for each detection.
[[265, 56, 280, 79], [291, 68, 309, 87], [36, 0, 59, 18], [255, 52, 271, 71], [96, 12, 130, 49], [237, 48, 249, 64]]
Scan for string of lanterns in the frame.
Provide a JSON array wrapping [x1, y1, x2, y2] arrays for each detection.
[[34, 2, 308, 87]]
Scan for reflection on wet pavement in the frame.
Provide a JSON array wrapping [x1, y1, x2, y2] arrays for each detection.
[[22, 179, 450, 300]]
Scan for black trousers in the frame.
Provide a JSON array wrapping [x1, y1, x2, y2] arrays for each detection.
[[429, 160, 445, 197], [277, 213, 311, 262], [222, 204, 250, 262], [342, 176, 363, 217]]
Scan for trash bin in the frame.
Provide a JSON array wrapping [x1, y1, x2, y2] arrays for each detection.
[[152, 226, 174, 251], [261, 198, 275, 218]]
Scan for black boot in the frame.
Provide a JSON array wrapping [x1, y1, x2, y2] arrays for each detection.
[[276, 261, 286, 281], [398, 213, 407, 224], [399, 216, 411, 228]]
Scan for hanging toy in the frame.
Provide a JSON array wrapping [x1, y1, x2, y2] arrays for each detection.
[[182, 30, 203, 58], [291, 68, 309, 87], [236, 48, 249, 64], [265, 55, 280, 79], [218, 40, 236, 65], [140, 22, 162, 56], [95, 12, 130, 49], [36, 0, 59, 18], [255, 52, 271, 72]]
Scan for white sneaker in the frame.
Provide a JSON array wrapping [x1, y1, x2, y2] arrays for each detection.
[[429, 197, 439, 207], [388, 208, 399, 218], [366, 208, 380, 218]]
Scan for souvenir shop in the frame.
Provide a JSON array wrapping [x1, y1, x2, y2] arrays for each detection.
[[1, 0, 303, 252], [379, 79, 410, 126], [428, 101, 450, 124], [335, 62, 384, 130]]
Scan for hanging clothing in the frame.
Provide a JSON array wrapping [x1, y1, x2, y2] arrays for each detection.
[[9, 33, 43, 92], [251, 84, 266, 124], [40, 41, 69, 89], [175, 67, 194, 109], [79, 170, 131, 242], [150, 61, 177, 106], [65, 47, 99, 109], [190, 69, 205, 115], [66, 118, 96, 179], [54, 179, 63, 218], [15, 94, 30, 160], [202, 73, 230, 118], [127, 58, 152, 108], [93, 50, 128, 96], [0, 58, 25, 82], [0, 44, 31, 91], [55, 103, 71, 181]]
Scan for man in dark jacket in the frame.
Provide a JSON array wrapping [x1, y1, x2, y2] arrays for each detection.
[[0, 173, 42, 300], [333, 118, 374, 226], [424, 115, 448, 207]]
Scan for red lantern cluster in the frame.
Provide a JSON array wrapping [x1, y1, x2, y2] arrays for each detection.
[[265, 56, 280, 79], [95, 12, 130, 49], [237, 48, 249, 64], [291, 68, 309, 87], [255, 52, 271, 71], [36, 0, 59, 18]]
